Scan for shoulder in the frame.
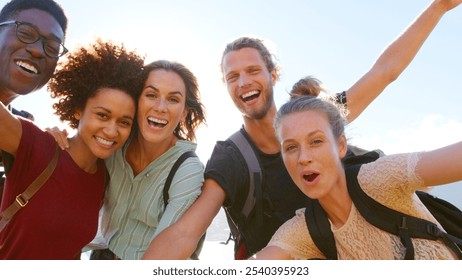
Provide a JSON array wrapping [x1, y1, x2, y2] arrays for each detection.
[[358, 152, 423, 201], [269, 208, 324, 259]]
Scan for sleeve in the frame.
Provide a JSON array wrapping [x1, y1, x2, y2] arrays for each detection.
[[267, 209, 324, 260], [358, 152, 425, 205], [204, 140, 249, 207], [153, 156, 204, 238]]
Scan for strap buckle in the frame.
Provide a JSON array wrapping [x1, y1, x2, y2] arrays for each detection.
[[15, 194, 28, 207], [426, 223, 443, 238]]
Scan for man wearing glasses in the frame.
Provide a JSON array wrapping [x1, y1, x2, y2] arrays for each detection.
[[0, 0, 68, 195]]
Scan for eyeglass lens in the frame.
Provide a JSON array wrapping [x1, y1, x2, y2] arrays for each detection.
[[16, 23, 65, 57]]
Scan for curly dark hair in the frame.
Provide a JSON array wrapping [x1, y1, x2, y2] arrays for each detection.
[[0, 0, 68, 35], [48, 40, 145, 129], [141, 60, 206, 142]]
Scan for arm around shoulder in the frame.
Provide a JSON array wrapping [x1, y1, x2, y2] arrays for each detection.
[[0, 102, 22, 155], [142, 178, 226, 259]]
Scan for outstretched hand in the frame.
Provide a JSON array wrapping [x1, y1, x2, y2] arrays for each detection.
[[438, 0, 462, 11], [45, 127, 69, 150]]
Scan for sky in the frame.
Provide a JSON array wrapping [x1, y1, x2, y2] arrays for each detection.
[[6, 0, 462, 208]]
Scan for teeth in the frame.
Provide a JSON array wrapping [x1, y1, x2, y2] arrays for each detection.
[[16, 61, 38, 74], [96, 136, 114, 146], [148, 117, 168, 125], [242, 90, 259, 99]]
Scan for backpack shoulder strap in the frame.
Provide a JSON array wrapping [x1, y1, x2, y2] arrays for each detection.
[[304, 199, 338, 259], [228, 130, 263, 224], [345, 164, 462, 259], [163, 151, 198, 208]]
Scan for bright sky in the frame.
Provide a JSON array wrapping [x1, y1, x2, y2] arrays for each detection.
[[6, 0, 462, 207]]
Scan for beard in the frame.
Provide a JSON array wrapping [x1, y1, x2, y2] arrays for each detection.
[[237, 82, 275, 120]]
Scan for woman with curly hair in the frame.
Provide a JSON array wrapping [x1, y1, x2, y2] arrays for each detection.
[[0, 39, 144, 259], [50, 60, 207, 260]]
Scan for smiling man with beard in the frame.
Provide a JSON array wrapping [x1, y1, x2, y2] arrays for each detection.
[[142, 0, 462, 260]]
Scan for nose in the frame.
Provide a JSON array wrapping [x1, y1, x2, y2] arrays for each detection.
[[25, 40, 46, 58], [298, 147, 313, 165], [103, 121, 118, 138], [154, 98, 168, 112], [238, 73, 251, 88]]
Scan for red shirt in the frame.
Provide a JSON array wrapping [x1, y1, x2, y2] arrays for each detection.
[[0, 119, 105, 259]]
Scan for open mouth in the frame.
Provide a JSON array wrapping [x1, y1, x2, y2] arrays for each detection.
[[95, 136, 115, 147], [303, 173, 319, 183], [241, 90, 260, 102], [148, 116, 168, 128], [16, 60, 38, 74]]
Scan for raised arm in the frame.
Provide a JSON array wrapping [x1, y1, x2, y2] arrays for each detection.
[[142, 178, 226, 259], [0, 102, 22, 156], [417, 141, 462, 187], [346, 0, 462, 122]]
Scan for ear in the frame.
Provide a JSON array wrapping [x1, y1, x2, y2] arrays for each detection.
[[181, 108, 188, 123], [337, 134, 348, 159], [270, 68, 279, 87], [74, 110, 82, 121]]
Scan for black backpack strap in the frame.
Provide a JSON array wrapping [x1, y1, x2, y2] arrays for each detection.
[[228, 131, 263, 225], [163, 151, 198, 207], [416, 191, 462, 250], [304, 199, 338, 259], [162, 150, 206, 260], [345, 164, 462, 259]]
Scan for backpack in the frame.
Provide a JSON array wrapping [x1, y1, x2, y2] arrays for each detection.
[[222, 131, 264, 259], [305, 151, 462, 259]]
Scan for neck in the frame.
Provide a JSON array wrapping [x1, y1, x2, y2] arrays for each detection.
[[318, 169, 352, 228], [67, 136, 99, 173], [243, 105, 280, 154], [127, 133, 178, 175], [0, 92, 18, 106]]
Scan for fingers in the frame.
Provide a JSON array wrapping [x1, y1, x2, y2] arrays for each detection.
[[45, 127, 70, 150]]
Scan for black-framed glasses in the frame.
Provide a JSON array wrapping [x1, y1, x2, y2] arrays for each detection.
[[0, 20, 68, 58]]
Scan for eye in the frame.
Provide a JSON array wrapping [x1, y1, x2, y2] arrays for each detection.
[[249, 68, 260, 75], [311, 139, 324, 146], [96, 112, 109, 120], [283, 144, 298, 153], [168, 96, 180, 103], [44, 39, 61, 56], [144, 91, 157, 99], [16, 25, 37, 42], [226, 74, 238, 83], [120, 119, 132, 127]]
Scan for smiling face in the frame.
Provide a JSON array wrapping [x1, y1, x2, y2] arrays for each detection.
[[137, 69, 187, 149], [0, 9, 65, 104], [278, 110, 347, 200], [222, 47, 276, 120], [74, 88, 136, 160]]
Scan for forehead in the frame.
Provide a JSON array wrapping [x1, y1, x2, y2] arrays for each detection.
[[145, 69, 186, 92], [279, 110, 331, 138], [222, 47, 266, 74], [13, 9, 64, 40]]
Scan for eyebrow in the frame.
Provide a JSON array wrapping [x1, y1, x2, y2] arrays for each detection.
[[26, 21, 64, 42], [281, 129, 324, 144], [143, 85, 184, 97], [94, 106, 134, 120]]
